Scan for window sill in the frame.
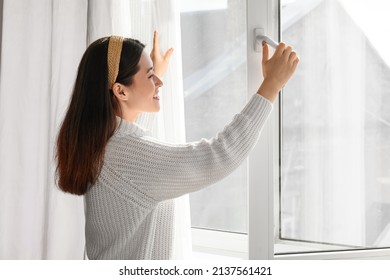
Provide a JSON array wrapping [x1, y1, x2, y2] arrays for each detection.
[[191, 228, 248, 260]]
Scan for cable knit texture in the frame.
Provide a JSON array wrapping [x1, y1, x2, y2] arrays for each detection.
[[84, 94, 273, 259]]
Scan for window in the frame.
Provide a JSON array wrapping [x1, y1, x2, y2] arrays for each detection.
[[179, 0, 390, 260]]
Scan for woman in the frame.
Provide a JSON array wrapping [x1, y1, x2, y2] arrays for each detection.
[[56, 31, 299, 259]]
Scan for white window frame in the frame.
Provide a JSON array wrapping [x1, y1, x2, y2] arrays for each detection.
[[191, 0, 390, 260], [191, 0, 276, 260]]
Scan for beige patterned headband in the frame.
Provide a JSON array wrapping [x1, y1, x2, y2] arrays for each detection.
[[107, 35, 124, 89]]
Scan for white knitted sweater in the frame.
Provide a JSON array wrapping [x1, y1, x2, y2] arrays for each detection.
[[84, 94, 272, 259]]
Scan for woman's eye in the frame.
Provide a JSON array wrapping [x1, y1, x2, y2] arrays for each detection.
[[148, 74, 154, 79]]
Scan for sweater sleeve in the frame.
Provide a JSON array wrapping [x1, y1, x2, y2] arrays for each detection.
[[109, 94, 273, 202]]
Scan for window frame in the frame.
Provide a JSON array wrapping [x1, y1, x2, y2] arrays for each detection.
[[190, 0, 276, 259]]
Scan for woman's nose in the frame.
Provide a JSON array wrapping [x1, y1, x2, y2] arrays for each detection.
[[153, 75, 163, 87]]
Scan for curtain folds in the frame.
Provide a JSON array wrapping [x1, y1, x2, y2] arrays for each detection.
[[0, 0, 191, 259]]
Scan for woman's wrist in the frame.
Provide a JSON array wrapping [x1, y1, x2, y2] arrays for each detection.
[[256, 78, 281, 103]]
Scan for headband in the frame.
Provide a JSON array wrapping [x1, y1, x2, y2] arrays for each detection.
[[107, 35, 124, 89]]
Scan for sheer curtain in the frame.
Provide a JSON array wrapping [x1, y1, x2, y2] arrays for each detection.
[[0, 0, 191, 259]]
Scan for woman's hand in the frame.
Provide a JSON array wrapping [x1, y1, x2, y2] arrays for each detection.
[[150, 31, 174, 79], [257, 42, 299, 102]]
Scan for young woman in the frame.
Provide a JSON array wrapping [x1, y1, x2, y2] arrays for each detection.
[[56, 31, 299, 259]]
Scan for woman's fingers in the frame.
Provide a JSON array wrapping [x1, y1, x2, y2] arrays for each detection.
[[274, 42, 286, 57], [289, 51, 297, 63], [262, 42, 269, 66], [283, 46, 293, 60], [292, 55, 300, 71], [153, 30, 160, 51]]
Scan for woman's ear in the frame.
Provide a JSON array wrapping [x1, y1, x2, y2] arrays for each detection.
[[111, 83, 128, 101]]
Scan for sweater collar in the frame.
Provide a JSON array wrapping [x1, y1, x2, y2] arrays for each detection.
[[115, 116, 147, 137]]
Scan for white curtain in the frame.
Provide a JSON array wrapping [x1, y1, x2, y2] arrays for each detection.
[[0, 0, 191, 259]]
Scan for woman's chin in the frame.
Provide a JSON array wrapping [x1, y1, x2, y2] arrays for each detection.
[[149, 105, 160, 112]]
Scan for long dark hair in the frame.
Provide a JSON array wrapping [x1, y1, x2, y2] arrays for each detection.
[[56, 36, 145, 195]]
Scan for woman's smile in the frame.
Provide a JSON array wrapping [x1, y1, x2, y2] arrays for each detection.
[[153, 90, 160, 101]]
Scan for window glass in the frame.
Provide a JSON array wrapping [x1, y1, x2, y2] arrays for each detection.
[[180, 0, 248, 233], [279, 0, 390, 254]]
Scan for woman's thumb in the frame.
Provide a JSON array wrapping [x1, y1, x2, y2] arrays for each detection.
[[164, 48, 174, 60]]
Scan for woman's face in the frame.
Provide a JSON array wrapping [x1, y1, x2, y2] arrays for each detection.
[[122, 50, 163, 119]]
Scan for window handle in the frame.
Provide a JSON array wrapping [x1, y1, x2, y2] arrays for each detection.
[[256, 35, 278, 49], [254, 28, 278, 51]]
